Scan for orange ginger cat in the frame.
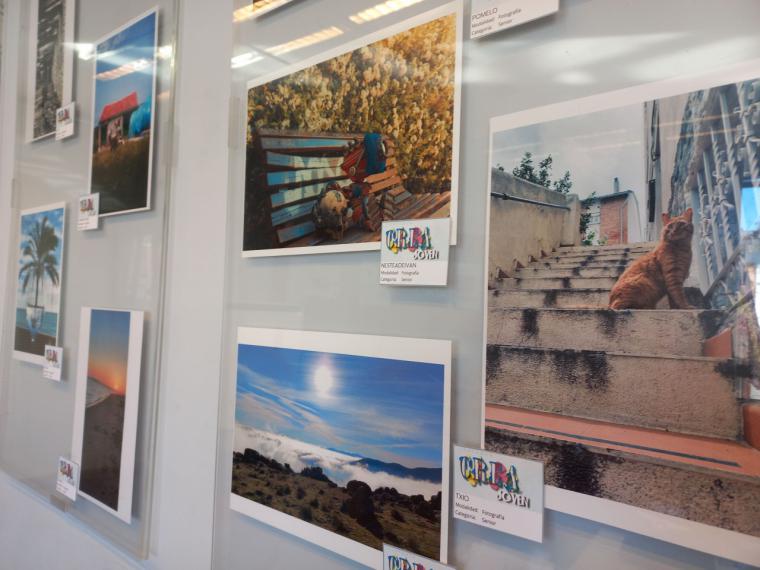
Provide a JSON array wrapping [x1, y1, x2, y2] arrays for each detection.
[[609, 208, 694, 310]]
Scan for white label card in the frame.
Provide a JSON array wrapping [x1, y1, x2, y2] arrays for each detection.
[[380, 218, 450, 286], [382, 544, 456, 570], [43, 345, 63, 381], [55, 103, 75, 140], [56, 457, 79, 501], [77, 193, 100, 231], [470, 0, 559, 39], [453, 445, 544, 542]]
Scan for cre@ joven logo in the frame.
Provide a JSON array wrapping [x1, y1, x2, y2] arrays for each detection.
[[458, 454, 530, 508], [385, 226, 440, 260], [386, 555, 438, 570]]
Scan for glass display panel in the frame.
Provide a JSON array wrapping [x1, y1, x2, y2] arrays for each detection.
[[0, 0, 178, 558], [214, 0, 760, 568]]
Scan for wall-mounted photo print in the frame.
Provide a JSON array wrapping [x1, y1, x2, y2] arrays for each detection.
[[26, 0, 75, 141], [483, 66, 760, 562], [13, 203, 65, 366], [88, 9, 158, 216], [0, 1, 4, 80], [71, 308, 144, 523], [241, 2, 462, 257], [231, 328, 451, 568]]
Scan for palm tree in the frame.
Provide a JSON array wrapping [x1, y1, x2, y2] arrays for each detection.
[[18, 216, 59, 340]]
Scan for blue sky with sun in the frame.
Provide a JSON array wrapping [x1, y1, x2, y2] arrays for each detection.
[[235, 344, 445, 469]]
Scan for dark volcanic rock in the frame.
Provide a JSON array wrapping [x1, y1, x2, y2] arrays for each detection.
[[241, 448, 292, 473], [372, 487, 402, 505], [301, 466, 336, 487], [342, 480, 383, 538], [243, 448, 264, 464]]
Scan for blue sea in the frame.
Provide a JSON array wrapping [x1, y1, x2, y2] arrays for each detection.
[[15, 307, 58, 337]]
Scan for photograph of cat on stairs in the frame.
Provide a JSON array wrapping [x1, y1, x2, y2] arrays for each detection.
[[483, 68, 760, 554]]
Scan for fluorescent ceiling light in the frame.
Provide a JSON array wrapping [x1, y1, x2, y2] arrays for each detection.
[[157, 45, 173, 60], [349, 0, 425, 24], [231, 52, 265, 69], [233, 0, 295, 23], [95, 58, 151, 81], [266, 26, 343, 57], [66, 42, 94, 60]]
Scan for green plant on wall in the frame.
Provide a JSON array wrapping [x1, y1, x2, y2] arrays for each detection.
[[580, 191, 597, 244], [512, 152, 573, 194], [512, 151, 585, 236]]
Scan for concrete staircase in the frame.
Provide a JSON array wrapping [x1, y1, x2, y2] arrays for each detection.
[[485, 241, 760, 537]]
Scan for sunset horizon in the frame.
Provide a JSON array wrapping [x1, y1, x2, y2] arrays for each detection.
[[87, 309, 131, 396]]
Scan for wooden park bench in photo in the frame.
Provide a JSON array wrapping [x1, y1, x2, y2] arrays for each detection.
[[254, 128, 452, 247]]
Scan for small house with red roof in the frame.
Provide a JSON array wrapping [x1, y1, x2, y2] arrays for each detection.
[[93, 91, 139, 152]]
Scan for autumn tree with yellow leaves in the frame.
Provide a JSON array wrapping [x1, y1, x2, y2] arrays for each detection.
[[247, 15, 456, 194]]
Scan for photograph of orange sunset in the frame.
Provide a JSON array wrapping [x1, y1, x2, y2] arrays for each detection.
[[79, 309, 131, 510]]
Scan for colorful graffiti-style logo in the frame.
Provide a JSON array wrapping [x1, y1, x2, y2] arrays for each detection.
[[79, 197, 95, 213], [45, 348, 59, 365], [459, 455, 520, 492], [58, 460, 73, 479], [458, 455, 530, 507], [385, 226, 435, 256], [386, 556, 437, 570]]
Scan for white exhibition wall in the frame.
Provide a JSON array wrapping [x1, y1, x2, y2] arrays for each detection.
[[1, 1, 760, 569]]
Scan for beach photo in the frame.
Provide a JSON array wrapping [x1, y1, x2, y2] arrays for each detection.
[[483, 67, 760, 558], [89, 10, 157, 216], [71, 308, 144, 523], [13, 203, 65, 365], [231, 328, 451, 567], [241, 3, 461, 257], [26, 0, 75, 141]]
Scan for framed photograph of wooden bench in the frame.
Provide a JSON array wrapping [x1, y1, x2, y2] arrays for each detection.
[[240, 2, 462, 258]]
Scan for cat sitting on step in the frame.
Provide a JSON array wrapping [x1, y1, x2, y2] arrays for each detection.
[[609, 208, 694, 310]]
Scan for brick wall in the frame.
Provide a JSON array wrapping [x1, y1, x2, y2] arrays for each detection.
[[600, 195, 628, 245]]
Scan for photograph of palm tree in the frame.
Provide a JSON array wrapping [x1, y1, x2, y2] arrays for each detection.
[[13, 203, 65, 365], [231, 328, 451, 566]]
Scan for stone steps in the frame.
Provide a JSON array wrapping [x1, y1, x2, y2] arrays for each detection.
[[542, 252, 646, 264], [485, 238, 754, 537], [484, 424, 760, 538], [487, 307, 721, 357], [490, 288, 616, 309], [485, 344, 743, 439], [486, 404, 760, 478], [528, 259, 634, 270], [555, 242, 658, 254], [515, 266, 627, 278], [489, 287, 707, 309], [497, 276, 619, 290]]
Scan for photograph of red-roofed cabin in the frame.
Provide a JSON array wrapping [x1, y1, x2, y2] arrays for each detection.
[[241, 7, 461, 257], [95, 92, 138, 152], [89, 11, 157, 216]]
